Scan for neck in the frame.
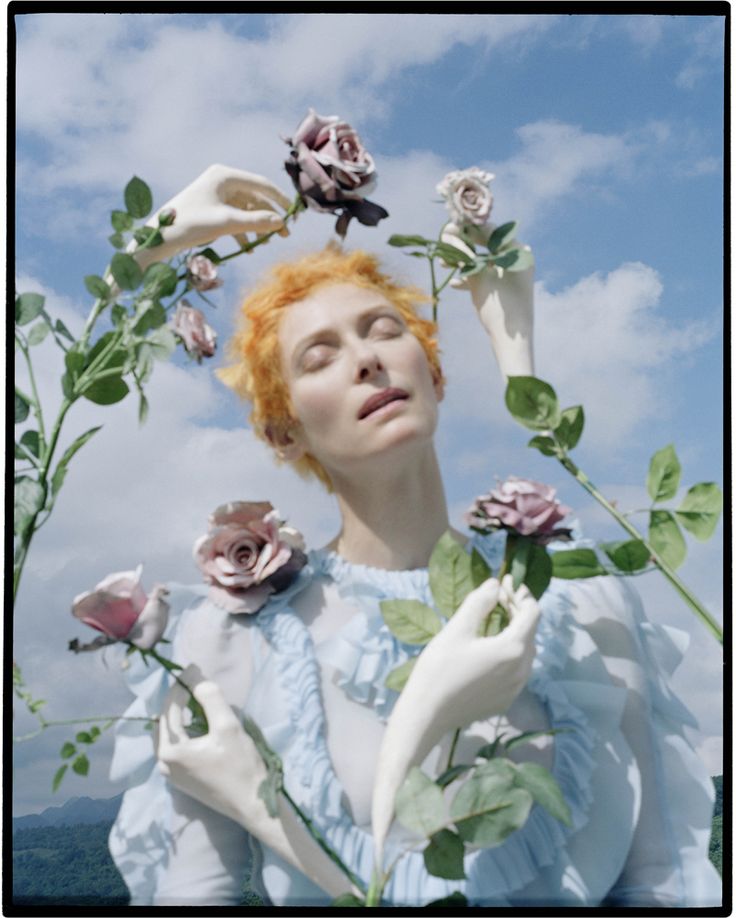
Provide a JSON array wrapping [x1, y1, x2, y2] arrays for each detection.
[[326, 446, 455, 570]]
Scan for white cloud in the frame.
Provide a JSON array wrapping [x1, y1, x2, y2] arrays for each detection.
[[676, 17, 725, 89]]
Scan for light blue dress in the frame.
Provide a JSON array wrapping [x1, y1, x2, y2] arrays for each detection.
[[108, 531, 721, 907]]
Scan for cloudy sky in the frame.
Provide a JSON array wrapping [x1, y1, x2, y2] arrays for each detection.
[[12, 11, 725, 816]]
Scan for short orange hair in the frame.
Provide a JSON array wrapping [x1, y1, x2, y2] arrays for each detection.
[[218, 246, 444, 490]]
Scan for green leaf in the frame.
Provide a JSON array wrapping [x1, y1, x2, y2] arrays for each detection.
[[64, 347, 86, 381], [675, 483, 723, 541], [90, 726, 101, 739], [555, 406, 585, 451], [330, 893, 365, 907], [551, 548, 607, 579], [524, 543, 553, 599], [385, 656, 417, 692], [124, 175, 153, 219], [486, 221, 517, 254], [110, 209, 134, 232], [602, 539, 651, 573], [513, 761, 571, 826], [379, 599, 443, 645], [143, 262, 179, 297], [14, 477, 45, 534], [54, 318, 75, 342], [85, 331, 127, 370], [647, 444, 681, 503], [108, 232, 126, 250], [387, 233, 433, 248], [649, 510, 687, 570], [395, 767, 445, 838], [505, 377, 561, 432], [110, 253, 144, 291], [27, 320, 50, 346], [132, 299, 167, 335], [423, 828, 466, 880], [433, 241, 476, 266], [50, 426, 102, 496], [16, 292, 46, 326], [435, 764, 473, 788], [60, 742, 76, 759], [450, 760, 531, 847], [111, 304, 127, 326], [75, 731, 94, 744], [496, 247, 534, 272], [19, 430, 41, 459], [476, 735, 506, 760], [510, 537, 530, 590], [146, 326, 177, 360], [470, 547, 492, 587], [257, 771, 281, 818], [527, 434, 559, 457], [72, 754, 90, 776], [198, 246, 222, 264], [459, 255, 491, 277], [138, 391, 150, 424], [424, 892, 468, 908], [82, 375, 130, 405], [133, 226, 164, 248], [428, 531, 474, 617], [52, 765, 68, 793], [84, 274, 111, 300], [15, 390, 31, 424]]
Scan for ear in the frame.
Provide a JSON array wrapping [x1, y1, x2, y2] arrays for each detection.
[[433, 372, 445, 403], [264, 422, 307, 462]]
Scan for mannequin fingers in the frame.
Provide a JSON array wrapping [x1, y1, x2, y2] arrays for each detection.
[[451, 578, 502, 636], [218, 169, 292, 211], [232, 232, 250, 249], [191, 679, 239, 733], [219, 205, 286, 236]]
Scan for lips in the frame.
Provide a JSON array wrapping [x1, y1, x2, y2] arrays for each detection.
[[358, 387, 409, 420]]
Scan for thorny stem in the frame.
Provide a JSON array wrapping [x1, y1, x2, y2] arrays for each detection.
[[557, 453, 723, 645], [280, 786, 367, 895], [13, 715, 153, 744]]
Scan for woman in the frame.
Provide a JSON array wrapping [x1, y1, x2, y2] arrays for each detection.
[[107, 166, 720, 907]]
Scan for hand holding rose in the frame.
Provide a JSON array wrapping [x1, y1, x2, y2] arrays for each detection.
[[371, 575, 540, 867], [129, 164, 293, 271]]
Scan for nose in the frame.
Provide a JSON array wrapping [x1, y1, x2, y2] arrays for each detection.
[[354, 344, 384, 382]]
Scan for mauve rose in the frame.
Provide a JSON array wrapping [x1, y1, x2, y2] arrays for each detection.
[[284, 108, 389, 238], [437, 167, 495, 228], [71, 566, 170, 650], [193, 501, 307, 614], [467, 477, 572, 544], [172, 300, 217, 362], [186, 254, 223, 292]]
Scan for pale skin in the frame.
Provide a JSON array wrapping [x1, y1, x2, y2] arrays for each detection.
[[153, 165, 539, 895]]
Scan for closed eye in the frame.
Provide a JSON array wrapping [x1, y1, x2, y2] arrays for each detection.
[[300, 343, 336, 372], [368, 315, 404, 338]]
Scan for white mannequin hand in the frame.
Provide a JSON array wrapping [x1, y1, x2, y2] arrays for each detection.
[[371, 575, 540, 864], [156, 665, 355, 898], [131, 164, 293, 270], [442, 221, 535, 378]]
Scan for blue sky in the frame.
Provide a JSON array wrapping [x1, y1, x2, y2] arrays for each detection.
[[13, 11, 725, 815]]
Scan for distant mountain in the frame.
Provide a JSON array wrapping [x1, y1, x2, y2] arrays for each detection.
[[13, 794, 123, 832]]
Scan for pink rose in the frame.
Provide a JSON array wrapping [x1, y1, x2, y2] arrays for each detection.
[[284, 108, 389, 238], [71, 566, 170, 650], [171, 300, 217, 361], [193, 501, 307, 614], [467, 477, 572, 544], [437, 167, 495, 227], [186, 254, 223, 292]]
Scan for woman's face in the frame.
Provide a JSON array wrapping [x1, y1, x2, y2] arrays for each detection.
[[277, 282, 443, 482]]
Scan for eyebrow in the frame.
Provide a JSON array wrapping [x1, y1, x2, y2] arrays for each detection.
[[290, 304, 403, 367]]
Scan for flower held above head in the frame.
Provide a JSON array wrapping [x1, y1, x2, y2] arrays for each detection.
[[284, 108, 389, 238], [193, 501, 307, 614], [437, 166, 495, 228], [467, 476, 573, 545], [171, 300, 217, 362], [71, 566, 170, 650]]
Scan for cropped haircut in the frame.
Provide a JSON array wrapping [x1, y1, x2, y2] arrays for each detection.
[[218, 246, 444, 491]]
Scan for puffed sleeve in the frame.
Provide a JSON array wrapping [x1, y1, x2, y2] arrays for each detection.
[[565, 575, 721, 907], [108, 583, 257, 905]]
